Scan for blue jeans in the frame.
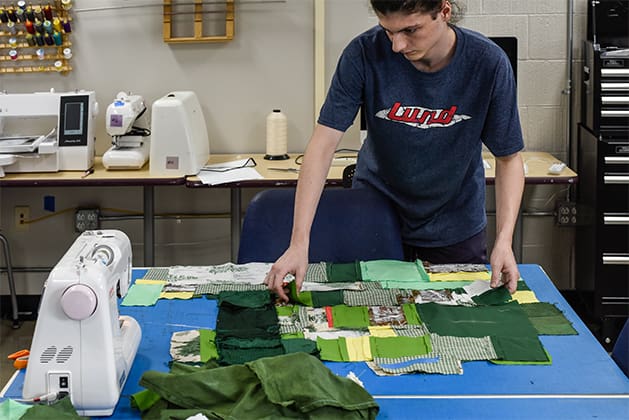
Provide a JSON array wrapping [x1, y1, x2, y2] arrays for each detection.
[[403, 229, 488, 264]]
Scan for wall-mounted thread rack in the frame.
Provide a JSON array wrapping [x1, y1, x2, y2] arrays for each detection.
[[163, 0, 234, 43], [0, 0, 74, 75]]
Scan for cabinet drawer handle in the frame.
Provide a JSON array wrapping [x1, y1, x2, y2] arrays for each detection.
[[602, 96, 629, 104], [605, 157, 629, 164], [604, 175, 629, 184], [602, 69, 629, 77], [604, 215, 629, 225], [602, 255, 629, 265], [601, 110, 629, 117]]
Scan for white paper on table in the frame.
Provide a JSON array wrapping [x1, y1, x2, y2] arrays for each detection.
[[197, 158, 263, 185]]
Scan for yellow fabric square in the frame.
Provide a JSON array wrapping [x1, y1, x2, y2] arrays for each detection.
[[160, 291, 195, 300], [368, 326, 397, 337], [345, 336, 372, 361], [512, 290, 539, 303], [429, 272, 491, 281], [136, 279, 168, 285]]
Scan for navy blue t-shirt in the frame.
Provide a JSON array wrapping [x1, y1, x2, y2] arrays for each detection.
[[318, 25, 524, 247]]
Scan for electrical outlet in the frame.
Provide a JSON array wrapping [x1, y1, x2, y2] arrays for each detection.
[[75, 208, 100, 232], [14, 206, 30, 231], [556, 201, 577, 226]]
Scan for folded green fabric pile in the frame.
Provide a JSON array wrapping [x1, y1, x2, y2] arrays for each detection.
[[132, 352, 379, 419]]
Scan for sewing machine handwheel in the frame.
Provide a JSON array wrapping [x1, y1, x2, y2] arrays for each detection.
[[61, 284, 97, 320]]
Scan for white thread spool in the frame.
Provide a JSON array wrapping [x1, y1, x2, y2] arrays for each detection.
[[264, 109, 289, 160]]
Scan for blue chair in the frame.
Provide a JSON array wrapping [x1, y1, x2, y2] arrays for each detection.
[[238, 188, 404, 264], [612, 319, 629, 377]]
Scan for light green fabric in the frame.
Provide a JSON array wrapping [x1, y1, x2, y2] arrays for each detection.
[[369, 335, 432, 358], [331, 305, 370, 329], [317, 337, 346, 362], [360, 260, 429, 289], [402, 303, 422, 325], [121, 283, 164, 306], [0, 399, 30, 420], [199, 329, 218, 362]]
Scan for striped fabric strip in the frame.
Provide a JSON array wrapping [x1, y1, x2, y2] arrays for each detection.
[[304, 263, 328, 283], [371, 334, 498, 375], [141, 268, 170, 281], [195, 283, 267, 295], [344, 282, 399, 306]]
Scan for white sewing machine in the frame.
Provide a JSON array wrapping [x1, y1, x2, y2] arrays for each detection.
[[102, 92, 151, 170], [149, 91, 209, 176], [23, 230, 141, 416], [0, 90, 97, 176]]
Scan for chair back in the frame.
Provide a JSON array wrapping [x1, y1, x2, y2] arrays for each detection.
[[238, 188, 403, 264]]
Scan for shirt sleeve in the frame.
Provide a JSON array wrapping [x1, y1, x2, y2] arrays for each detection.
[[480, 51, 524, 157], [317, 40, 365, 133]]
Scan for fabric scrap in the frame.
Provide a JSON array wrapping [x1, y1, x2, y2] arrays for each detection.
[[520, 302, 578, 335], [121, 283, 164, 306]]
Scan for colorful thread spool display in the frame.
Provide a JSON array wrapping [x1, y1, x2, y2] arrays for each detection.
[[1, 1, 75, 74]]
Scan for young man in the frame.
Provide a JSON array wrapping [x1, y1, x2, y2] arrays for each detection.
[[265, 0, 524, 301]]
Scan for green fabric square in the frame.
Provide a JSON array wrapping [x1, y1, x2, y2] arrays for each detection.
[[199, 329, 218, 362], [402, 303, 422, 325], [472, 286, 513, 306], [369, 335, 432, 358], [326, 262, 362, 282], [331, 304, 370, 329], [520, 302, 578, 335], [417, 301, 547, 362], [288, 281, 314, 306], [281, 338, 319, 356], [317, 337, 345, 362], [311, 290, 345, 307], [360, 260, 429, 289]]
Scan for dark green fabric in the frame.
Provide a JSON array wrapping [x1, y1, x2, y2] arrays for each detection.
[[472, 286, 513, 306], [520, 302, 578, 335], [281, 338, 320, 356], [517, 281, 531, 291], [417, 301, 548, 362], [218, 290, 272, 308], [216, 290, 282, 365], [491, 336, 550, 362], [311, 290, 345, 307], [137, 352, 379, 419], [20, 396, 86, 420], [326, 262, 362, 282]]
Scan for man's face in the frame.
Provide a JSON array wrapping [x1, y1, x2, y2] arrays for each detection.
[[377, 3, 451, 63]]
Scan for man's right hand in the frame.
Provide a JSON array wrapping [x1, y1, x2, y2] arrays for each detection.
[[264, 244, 308, 302]]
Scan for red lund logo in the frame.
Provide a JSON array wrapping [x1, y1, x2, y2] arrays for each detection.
[[376, 102, 471, 129]]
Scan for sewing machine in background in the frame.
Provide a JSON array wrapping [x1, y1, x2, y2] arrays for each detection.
[[23, 230, 141, 416], [103, 92, 151, 170], [150, 91, 210, 176], [0, 90, 97, 176]]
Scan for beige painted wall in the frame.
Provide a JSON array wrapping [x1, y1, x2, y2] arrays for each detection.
[[0, 0, 588, 295]]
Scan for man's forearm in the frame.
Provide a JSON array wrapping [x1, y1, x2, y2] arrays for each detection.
[[494, 152, 525, 246], [290, 124, 344, 247]]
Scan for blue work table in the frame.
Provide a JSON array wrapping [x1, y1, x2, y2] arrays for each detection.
[[2, 264, 628, 419]]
